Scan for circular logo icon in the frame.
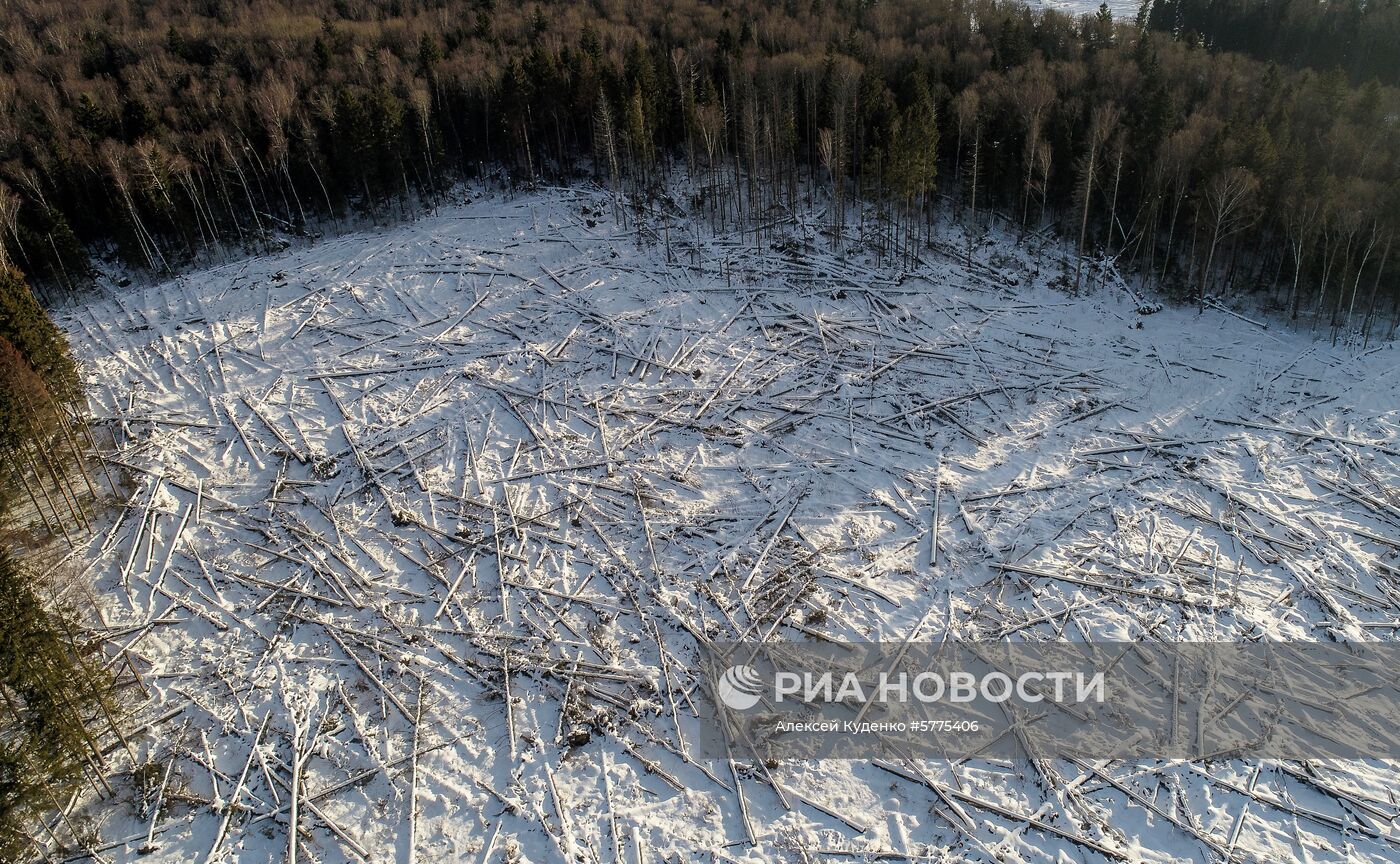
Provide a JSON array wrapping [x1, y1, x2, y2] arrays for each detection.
[[718, 664, 764, 710]]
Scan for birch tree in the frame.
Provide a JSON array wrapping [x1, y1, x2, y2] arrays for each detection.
[[1199, 166, 1259, 303], [1011, 60, 1055, 233], [1282, 180, 1323, 320], [1074, 102, 1119, 292]]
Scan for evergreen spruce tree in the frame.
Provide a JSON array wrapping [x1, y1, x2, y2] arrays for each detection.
[[889, 82, 940, 260], [0, 268, 81, 409], [0, 334, 99, 537], [0, 548, 116, 860]]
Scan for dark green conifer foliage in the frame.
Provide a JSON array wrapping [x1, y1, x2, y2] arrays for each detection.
[[0, 269, 81, 409], [0, 548, 116, 861]]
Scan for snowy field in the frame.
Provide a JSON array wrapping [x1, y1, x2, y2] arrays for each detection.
[[51, 183, 1400, 863], [1026, 0, 1141, 18]]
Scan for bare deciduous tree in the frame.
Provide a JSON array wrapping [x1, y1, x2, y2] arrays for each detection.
[[1074, 102, 1119, 292], [1199, 166, 1259, 303]]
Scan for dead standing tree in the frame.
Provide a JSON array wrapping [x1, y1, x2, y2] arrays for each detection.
[[594, 92, 622, 225], [952, 87, 983, 265]]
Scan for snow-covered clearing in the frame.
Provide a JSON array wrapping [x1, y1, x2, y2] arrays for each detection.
[[52, 184, 1400, 863], [1026, 0, 1140, 18]]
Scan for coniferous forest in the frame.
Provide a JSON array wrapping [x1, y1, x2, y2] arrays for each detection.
[[0, 265, 117, 858], [1148, 0, 1400, 85], [0, 547, 120, 860], [0, 0, 1393, 342]]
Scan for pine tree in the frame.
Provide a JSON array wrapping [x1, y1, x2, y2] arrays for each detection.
[[0, 548, 117, 860], [889, 82, 940, 263], [0, 337, 98, 540], [624, 84, 652, 189], [0, 268, 81, 409]]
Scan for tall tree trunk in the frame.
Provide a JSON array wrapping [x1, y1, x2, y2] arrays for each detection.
[[21, 446, 73, 546], [966, 129, 980, 266], [1074, 146, 1098, 292], [1159, 189, 1184, 290], [1362, 235, 1391, 348], [8, 450, 61, 537], [1106, 147, 1124, 260]]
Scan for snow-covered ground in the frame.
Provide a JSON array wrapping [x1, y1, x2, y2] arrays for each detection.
[[1026, 0, 1141, 18], [52, 183, 1400, 863]]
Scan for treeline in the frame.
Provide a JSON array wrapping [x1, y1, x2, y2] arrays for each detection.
[[0, 548, 121, 861], [1147, 0, 1400, 86], [0, 270, 125, 858], [0, 0, 1397, 339], [0, 268, 105, 545]]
